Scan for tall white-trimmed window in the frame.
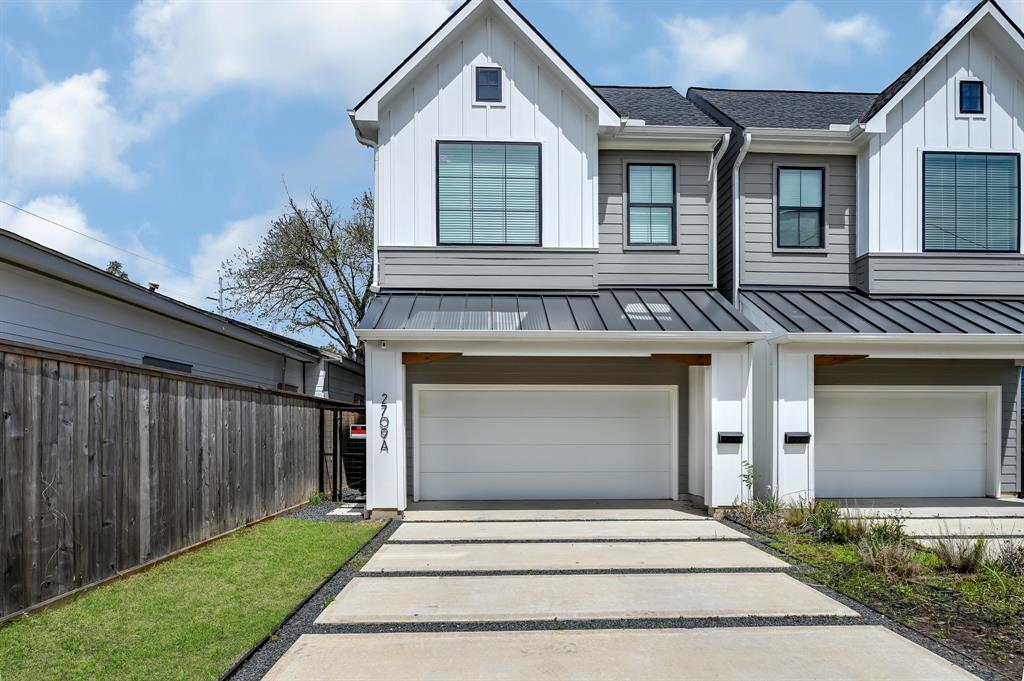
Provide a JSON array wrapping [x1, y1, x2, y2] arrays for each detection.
[[436, 141, 540, 245], [777, 167, 825, 248], [923, 152, 1020, 252], [627, 164, 675, 245]]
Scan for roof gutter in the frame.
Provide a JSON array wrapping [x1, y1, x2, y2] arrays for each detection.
[[774, 332, 1024, 345], [348, 110, 378, 149], [731, 132, 753, 304], [599, 124, 730, 151], [357, 329, 769, 343]]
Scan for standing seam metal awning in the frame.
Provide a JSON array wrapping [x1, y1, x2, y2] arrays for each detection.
[[359, 289, 759, 333], [741, 288, 1024, 334]]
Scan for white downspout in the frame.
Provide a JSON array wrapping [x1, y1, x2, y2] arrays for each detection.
[[709, 132, 730, 292], [731, 132, 753, 304]]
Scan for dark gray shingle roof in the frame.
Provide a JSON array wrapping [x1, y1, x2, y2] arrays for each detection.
[[742, 288, 1024, 334], [688, 88, 877, 129], [593, 86, 721, 127], [360, 289, 758, 333]]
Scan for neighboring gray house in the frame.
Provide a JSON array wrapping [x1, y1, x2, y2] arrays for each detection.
[[690, 0, 1023, 501], [0, 228, 364, 400], [350, 0, 1022, 515]]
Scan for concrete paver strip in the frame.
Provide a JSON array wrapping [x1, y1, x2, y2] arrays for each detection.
[[389, 519, 746, 542], [264, 627, 978, 681], [901, 517, 1024, 537], [316, 572, 858, 623], [361, 540, 789, 572], [402, 507, 707, 521]]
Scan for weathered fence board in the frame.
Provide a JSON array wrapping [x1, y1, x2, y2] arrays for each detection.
[[0, 343, 334, 619]]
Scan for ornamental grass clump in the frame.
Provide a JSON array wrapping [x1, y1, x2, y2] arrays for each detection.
[[859, 538, 924, 578], [997, 540, 1024, 577], [933, 536, 988, 574], [803, 500, 843, 542]]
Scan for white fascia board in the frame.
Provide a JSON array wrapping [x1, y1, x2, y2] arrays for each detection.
[[745, 127, 864, 154], [775, 332, 1024, 345], [351, 0, 618, 127], [863, 5, 1005, 133], [364, 338, 757, 357], [599, 125, 730, 151], [358, 329, 768, 343]]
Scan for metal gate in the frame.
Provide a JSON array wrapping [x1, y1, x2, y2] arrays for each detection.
[[319, 405, 367, 501]]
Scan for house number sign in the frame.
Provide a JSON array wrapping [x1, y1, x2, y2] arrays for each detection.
[[378, 392, 390, 454]]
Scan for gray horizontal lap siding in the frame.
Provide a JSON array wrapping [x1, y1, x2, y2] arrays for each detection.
[[816, 359, 1021, 494], [855, 254, 1024, 296], [377, 248, 597, 290], [404, 356, 690, 499], [740, 153, 857, 288], [598, 150, 713, 287]]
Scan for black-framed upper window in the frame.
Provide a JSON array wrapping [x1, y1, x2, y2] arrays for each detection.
[[142, 356, 192, 373], [627, 164, 675, 245], [475, 67, 501, 103], [923, 151, 1020, 252], [437, 141, 540, 245], [959, 80, 984, 114], [777, 167, 825, 248]]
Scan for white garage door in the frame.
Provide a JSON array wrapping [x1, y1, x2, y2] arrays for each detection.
[[815, 388, 990, 498], [415, 385, 676, 500]]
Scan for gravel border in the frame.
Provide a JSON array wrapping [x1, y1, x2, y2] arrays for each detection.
[[225, 520, 397, 681], [284, 501, 365, 523]]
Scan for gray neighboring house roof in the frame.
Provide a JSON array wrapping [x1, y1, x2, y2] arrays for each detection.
[[0, 228, 322, 361], [742, 288, 1024, 335], [593, 86, 721, 127], [687, 87, 877, 129], [360, 289, 759, 333]]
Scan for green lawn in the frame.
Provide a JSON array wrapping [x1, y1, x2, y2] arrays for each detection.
[[0, 517, 383, 681]]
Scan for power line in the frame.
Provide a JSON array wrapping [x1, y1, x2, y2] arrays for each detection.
[[0, 198, 198, 279]]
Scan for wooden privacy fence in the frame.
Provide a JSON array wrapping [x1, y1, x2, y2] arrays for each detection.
[[0, 341, 341, 620]]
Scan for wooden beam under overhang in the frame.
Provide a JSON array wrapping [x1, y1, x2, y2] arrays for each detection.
[[650, 353, 712, 366], [814, 354, 868, 367], [402, 352, 462, 366]]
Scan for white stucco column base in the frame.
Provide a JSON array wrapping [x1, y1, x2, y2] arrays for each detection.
[[705, 348, 753, 508], [776, 346, 814, 503], [365, 343, 407, 512]]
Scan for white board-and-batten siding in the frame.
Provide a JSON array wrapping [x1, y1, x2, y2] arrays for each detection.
[[375, 11, 598, 249], [860, 28, 1024, 255]]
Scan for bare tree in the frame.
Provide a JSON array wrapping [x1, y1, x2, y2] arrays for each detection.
[[222, 191, 373, 358]]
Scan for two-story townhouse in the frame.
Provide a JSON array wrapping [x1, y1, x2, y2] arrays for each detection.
[[350, 0, 768, 515], [691, 0, 1023, 503]]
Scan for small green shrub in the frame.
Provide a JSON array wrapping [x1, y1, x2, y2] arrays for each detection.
[[784, 500, 811, 528], [867, 515, 906, 545], [308, 491, 328, 504], [804, 500, 843, 542], [859, 538, 923, 577], [933, 536, 988, 574], [997, 540, 1024, 577]]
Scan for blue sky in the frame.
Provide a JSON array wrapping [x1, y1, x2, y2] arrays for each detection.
[[0, 0, 1003, 341]]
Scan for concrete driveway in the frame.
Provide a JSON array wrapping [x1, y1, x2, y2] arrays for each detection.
[[264, 502, 980, 681]]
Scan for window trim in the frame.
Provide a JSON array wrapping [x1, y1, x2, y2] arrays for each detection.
[[920, 150, 1021, 254], [625, 162, 677, 246], [474, 66, 502, 104], [775, 165, 827, 250], [958, 79, 984, 115], [142, 355, 193, 374], [435, 140, 543, 247]]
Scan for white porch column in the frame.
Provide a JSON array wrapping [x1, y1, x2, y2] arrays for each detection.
[[776, 346, 814, 503], [706, 348, 752, 508], [364, 343, 407, 512]]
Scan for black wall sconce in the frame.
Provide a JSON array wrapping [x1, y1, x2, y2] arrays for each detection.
[[717, 432, 744, 444], [784, 432, 812, 444]]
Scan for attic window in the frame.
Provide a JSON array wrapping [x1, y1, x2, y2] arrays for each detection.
[[475, 67, 501, 103], [959, 80, 984, 114]]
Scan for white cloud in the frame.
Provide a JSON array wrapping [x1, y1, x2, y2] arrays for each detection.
[[929, 0, 971, 38], [560, 0, 621, 40], [1, 70, 147, 190], [659, 1, 887, 89], [27, 0, 80, 21], [128, 0, 451, 106]]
